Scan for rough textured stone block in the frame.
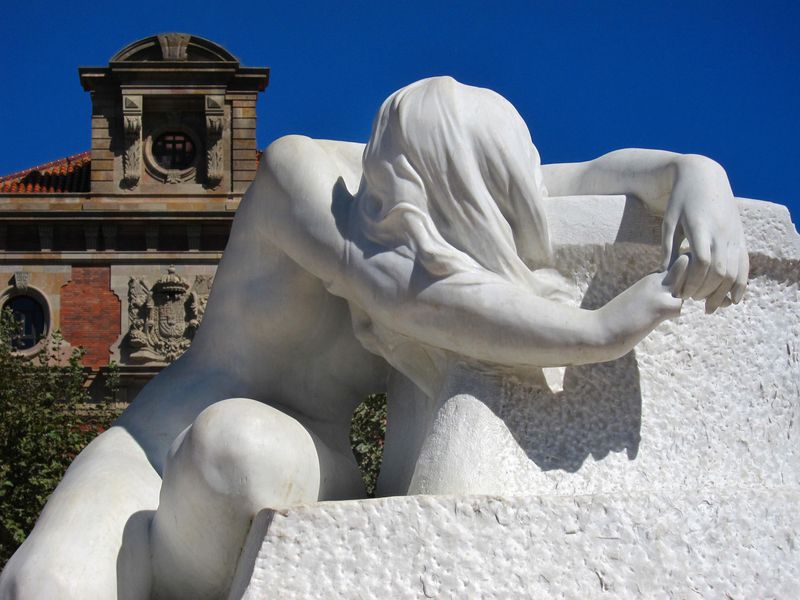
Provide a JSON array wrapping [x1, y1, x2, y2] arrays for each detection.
[[231, 197, 799, 599], [232, 491, 799, 599]]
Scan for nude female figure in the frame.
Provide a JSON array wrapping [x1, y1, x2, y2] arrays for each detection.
[[0, 77, 747, 599]]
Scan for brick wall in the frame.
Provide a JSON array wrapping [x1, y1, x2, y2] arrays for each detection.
[[61, 265, 120, 368]]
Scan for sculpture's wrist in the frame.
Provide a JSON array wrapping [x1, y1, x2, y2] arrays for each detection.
[[674, 154, 732, 201], [596, 276, 672, 361]]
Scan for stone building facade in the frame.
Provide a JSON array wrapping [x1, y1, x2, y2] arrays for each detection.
[[0, 34, 269, 400]]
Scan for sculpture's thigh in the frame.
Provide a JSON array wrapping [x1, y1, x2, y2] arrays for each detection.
[[150, 398, 321, 600]]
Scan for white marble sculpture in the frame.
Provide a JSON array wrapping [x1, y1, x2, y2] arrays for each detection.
[[0, 77, 751, 599]]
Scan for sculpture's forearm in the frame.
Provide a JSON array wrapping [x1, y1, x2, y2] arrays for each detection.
[[543, 149, 745, 311], [541, 149, 730, 216], [350, 268, 673, 368]]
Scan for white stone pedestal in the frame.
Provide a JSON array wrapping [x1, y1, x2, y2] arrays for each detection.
[[230, 197, 800, 599], [232, 490, 798, 599]]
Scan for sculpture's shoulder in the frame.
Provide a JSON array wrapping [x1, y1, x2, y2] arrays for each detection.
[[261, 136, 365, 193]]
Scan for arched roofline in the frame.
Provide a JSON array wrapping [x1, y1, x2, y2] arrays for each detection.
[[110, 33, 239, 63]]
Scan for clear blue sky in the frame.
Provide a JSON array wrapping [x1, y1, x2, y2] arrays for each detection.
[[1, 0, 797, 222]]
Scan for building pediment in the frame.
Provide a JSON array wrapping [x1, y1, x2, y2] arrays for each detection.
[[110, 33, 239, 64], [80, 33, 268, 92]]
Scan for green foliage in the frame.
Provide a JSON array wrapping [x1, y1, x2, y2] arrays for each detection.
[[0, 309, 119, 568], [102, 359, 121, 405], [350, 393, 387, 496]]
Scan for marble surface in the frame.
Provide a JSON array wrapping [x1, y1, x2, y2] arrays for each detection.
[[233, 196, 799, 598], [233, 490, 799, 599]]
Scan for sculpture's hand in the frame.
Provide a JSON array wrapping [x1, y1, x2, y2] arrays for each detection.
[[595, 261, 684, 361], [660, 156, 748, 313], [662, 253, 690, 300], [634, 260, 686, 325]]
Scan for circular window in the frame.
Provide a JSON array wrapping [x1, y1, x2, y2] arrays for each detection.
[[152, 132, 196, 170], [4, 295, 47, 351]]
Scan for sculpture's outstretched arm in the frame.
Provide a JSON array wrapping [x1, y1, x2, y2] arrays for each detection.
[[541, 149, 748, 313], [346, 250, 686, 368]]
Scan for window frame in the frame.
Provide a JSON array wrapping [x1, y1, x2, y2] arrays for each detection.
[[0, 286, 51, 355]]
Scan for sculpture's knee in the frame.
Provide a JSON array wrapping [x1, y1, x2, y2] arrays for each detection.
[[151, 399, 322, 600], [166, 397, 321, 510]]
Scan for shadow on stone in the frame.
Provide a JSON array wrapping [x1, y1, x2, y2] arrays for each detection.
[[493, 255, 645, 473], [116, 509, 155, 600], [227, 509, 276, 600]]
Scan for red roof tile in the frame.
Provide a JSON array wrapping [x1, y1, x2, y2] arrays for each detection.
[[0, 151, 91, 194], [1, 149, 263, 194]]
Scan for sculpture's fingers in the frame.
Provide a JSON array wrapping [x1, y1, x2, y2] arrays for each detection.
[[721, 241, 740, 301], [681, 230, 712, 299], [694, 261, 724, 300], [731, 247, 750, 304], [663, 253, 690, 297], [660, 214, 682, 270], [705, 279, 731, 314], [697, 239, 735, 300]]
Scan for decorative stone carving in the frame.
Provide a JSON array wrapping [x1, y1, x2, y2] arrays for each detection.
[[122, 95, 143, 187], [206, 96, 223, 111], [158, 33, 191, 61], [205, 95, 225, 187], [127, 266, 213, 362], [12, 271, 30, 291], [205, 116, 224, 186]]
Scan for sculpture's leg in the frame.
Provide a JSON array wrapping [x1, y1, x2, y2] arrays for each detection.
[[149, 398, 323, 600], [406, 365, 531, 495], [0, 427, 161, 600], [407, 394, 528, 495], [377, 371, 439, 497]]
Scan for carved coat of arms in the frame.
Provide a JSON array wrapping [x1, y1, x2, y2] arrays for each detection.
[[127, 266, 213, 362]]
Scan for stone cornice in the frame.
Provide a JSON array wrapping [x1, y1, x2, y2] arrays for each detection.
[[0, 251, 223, 265], [0, 194, 241, 215]]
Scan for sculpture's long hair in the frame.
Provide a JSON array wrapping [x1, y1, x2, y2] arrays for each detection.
[[358, 76, 567, 297]]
